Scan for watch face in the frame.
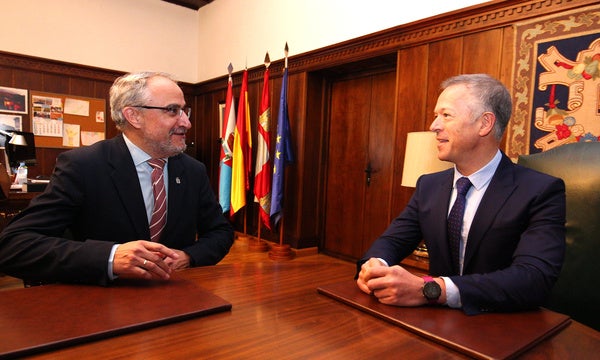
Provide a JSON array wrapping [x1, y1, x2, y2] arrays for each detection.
[[423, 281, 441, 300]]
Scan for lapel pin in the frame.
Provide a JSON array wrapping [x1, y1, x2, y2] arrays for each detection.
[[176, 177, 181, 184]]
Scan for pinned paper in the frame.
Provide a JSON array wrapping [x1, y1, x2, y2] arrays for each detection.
[[81, 131, 105, 146], [63, 123, 81, 147], [65, 98, 90, 117]]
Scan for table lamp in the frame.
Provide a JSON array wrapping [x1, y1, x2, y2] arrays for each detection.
[[401, 131, 452, 187], [0, 129, 28, 185], [0, 129, 27, 146], [401, 131, 453, 258]]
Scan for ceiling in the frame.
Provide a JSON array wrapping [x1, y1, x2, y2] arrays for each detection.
[[161, 0, 213, 11]]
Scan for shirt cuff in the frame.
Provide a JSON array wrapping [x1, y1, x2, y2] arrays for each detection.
[[441, 276, 461, 308], [376, 258, 389, 267], [108, 244, 120, 281]]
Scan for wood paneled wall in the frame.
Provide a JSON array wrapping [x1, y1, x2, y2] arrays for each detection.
[[0, 54, 197, 178], [195, 0, 598, 254], [1, 0, 596, 256], [0, 53, 120, 178]]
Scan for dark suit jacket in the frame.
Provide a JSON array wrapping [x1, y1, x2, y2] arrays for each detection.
[[0, 134, 234, 285], [360, 153, 566, 314]]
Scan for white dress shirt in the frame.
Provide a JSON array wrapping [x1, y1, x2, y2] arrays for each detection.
[[108, 134, 169, 279], [442, 150, 501, 308]]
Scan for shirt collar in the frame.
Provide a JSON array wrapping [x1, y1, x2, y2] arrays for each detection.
[[122, 134, 167, 167], [453, 150, 502, 191]]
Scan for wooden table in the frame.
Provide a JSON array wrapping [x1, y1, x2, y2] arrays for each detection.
[[8, 255, 600, 359]]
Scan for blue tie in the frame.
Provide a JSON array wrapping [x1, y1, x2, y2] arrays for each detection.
[[448, 177, 472, 274]]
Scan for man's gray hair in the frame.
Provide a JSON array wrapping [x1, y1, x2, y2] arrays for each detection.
[[441, 74, 512, 141], [109, 72, 176, 130]]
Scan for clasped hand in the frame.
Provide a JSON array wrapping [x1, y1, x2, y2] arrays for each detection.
[[357, 257, 427, 306], [112, 240, 190, 281]]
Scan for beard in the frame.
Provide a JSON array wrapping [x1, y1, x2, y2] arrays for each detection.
[[145, 129, 188, 158]]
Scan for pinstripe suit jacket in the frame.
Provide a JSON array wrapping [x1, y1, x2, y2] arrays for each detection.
[[0, 134, 233, 285]]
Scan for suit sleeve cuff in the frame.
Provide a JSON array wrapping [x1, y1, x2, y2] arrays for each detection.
[[441, 276, 461, 308], [376, 258, 389, 267]]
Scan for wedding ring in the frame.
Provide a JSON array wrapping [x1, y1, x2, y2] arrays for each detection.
[[143, 259, 147, 266]]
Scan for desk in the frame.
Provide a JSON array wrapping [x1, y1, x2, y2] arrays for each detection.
[[0, 191, 39, 230], [0, 191, 40, 232], [11, 255, 600, 359], [7, 190, 41, 200]]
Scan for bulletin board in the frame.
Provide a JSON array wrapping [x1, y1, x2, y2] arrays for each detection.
[[29, 91, 106, 149]]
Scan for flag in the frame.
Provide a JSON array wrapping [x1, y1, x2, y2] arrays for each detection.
[[218, 66, 236, 213], [254, 58, 272, 229], [230, 69, 252, 215], [270, 65, 294, 227]]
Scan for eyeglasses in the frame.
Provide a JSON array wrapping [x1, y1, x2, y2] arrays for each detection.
[[134, 105, 191, 118]]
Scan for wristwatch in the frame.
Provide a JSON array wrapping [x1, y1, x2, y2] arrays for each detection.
[[422, 276, 441, 304]]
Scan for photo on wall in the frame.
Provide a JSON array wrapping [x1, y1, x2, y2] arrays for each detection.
[[0, 86, 28, 114]]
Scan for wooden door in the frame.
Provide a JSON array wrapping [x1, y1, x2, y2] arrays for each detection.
[[324, 70, 396, 260]]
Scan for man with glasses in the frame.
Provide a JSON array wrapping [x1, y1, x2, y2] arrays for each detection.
[[0, 72, 234, 286]]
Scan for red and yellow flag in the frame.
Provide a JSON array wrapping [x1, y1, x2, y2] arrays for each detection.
[[230, 69, 252, 215], [254, 59, 272, 229]]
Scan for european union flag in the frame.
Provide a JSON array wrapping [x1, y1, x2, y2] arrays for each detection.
[[270, 67, 294, 227]]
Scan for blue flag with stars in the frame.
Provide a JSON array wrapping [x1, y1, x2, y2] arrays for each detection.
[[270, 67, 294, 227]]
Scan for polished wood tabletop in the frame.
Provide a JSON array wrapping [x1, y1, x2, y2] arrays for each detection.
[[6, 241, 599, 359]]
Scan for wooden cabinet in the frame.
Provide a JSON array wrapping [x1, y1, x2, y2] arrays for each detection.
[[0, 191, 39, 231]]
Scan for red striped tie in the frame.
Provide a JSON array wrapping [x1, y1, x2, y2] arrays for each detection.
[[148, 158, 167, 242]]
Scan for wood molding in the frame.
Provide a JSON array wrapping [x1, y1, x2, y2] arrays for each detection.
[[197, 0, 597, 92], [2, 0, 595, 91], [0, 51, 123, 82], [0, 51, 196, 89]]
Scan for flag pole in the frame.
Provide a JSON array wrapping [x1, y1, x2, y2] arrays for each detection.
[[249, 52, 272, 252], [236, 208, 249, 243], [243, 207, 247, 234], [269, 42, 294, 260], [231, 67, 251, 242], [279, 216, 284, 246], [241, 68, 248, 240], [258, 216, 262, 240], [269, 203, 293, 260], [219, 63, 235, 219], [249, 214, 268, 251], [248, 51, 272, 251]]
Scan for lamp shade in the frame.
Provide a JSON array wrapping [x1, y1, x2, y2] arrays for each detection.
[[401, 131, 453, 187], [0, 129, 28, 147], [8, 134, 27, 146]]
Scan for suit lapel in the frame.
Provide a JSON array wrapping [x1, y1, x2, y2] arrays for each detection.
[[429, 170, 455, 272], [107, 135, 150, 239], [463, 154, 517, 270]]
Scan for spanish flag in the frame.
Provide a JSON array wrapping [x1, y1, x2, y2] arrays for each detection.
[[230, 69, 251, 216]]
